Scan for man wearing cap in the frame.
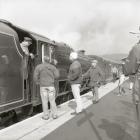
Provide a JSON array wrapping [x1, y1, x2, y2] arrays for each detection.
[[123, 40, 140, 139], [34, 56, 59, 120], [20, 37, 34, 58], [83, 59, 104, 103], [117, 64, 126, 96], [68, 52, 83, 114], [20, 37, 34, 80]]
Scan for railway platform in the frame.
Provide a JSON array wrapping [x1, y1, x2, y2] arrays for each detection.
[[0, 77, 138, 140]]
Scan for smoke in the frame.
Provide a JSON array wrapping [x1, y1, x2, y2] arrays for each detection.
[[0, 0, 140, 55]]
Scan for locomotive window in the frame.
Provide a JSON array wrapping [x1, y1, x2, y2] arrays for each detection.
[[41, 44, 53, 62], [42, 44, 49, 63], [41, 43, 55, 63]]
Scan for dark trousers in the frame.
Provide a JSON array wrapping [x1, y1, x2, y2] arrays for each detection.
[[113, 73, 117, 81], [132, 75, 140, 140], [91, 86, 99, 101]]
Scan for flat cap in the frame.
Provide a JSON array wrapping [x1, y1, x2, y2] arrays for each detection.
[[24, 37, 32, 42]]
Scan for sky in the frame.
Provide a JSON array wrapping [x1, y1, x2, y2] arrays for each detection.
[[0, 0, 140, 55]]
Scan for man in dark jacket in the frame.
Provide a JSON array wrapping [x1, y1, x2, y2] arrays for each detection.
[[123, 40, 140, 139], [123, 41, 140, 103], [34, 56, 59, 120], [83, 59, 104, 103], [20, 37, 34, 79], [68, 52, 83, 114]]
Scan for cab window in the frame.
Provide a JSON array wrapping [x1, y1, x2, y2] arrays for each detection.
[[41, 43, 55, 63]]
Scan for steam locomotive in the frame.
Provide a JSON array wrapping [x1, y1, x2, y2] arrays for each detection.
[[0, 20, 113, 125]]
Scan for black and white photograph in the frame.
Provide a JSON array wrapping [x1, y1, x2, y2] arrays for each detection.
[[0, 0, 140, 139]]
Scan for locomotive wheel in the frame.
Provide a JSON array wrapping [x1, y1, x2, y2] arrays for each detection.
[[0, 110, 18, 127]]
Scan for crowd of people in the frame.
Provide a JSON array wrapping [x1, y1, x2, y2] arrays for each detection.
[[19, 32, 140, 140], [20, 37, 105, 119], [123, 40, 140, 139], [20, 37, 139, 128], [33, 51, 104, 118]]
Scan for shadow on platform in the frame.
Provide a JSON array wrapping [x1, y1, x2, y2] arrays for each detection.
[[68, 101, 103, 140], [77, 110, 103, 140], [67, 95, 93, 111], [99, 119, 135, 140], [68, 101, 77, 110]]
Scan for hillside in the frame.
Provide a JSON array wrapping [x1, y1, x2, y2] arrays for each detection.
[[101, 53, 128, 61], [100, 53, 128, 63], [87, 53, 128, 64]]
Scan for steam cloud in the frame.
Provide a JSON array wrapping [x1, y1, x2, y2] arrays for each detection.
[[0, 0, 140, 55]]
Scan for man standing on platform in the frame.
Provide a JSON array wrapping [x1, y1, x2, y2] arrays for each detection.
[[83, 59, 104, 103], [117, 64, 126, 96], [20, 37, 34, 78], [34, 56, 59, 120], [68, 52, 83, 114], [123, 40, 140, 140], [20, 37, 35, 94]]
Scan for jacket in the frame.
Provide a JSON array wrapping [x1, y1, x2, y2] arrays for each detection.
[[83, 65, 104, 87], [123, 42, 140, 104], [124, 43, 140, 76], [34, 62, 59, 87], [68, 60, 82, 84]]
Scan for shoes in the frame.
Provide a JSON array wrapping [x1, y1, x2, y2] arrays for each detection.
[[76, 110, 83, 114], [76, 108, 84, 113], [71, 112, 77, 115], [52, 115, 58, 119], [71, 110, 84, 115], [42, 114, 58, 120], [42, 115, 49, 120], [92, 100, 99, 104]]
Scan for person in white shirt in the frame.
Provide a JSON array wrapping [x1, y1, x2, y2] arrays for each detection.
[[117, 65, 125, 96]]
